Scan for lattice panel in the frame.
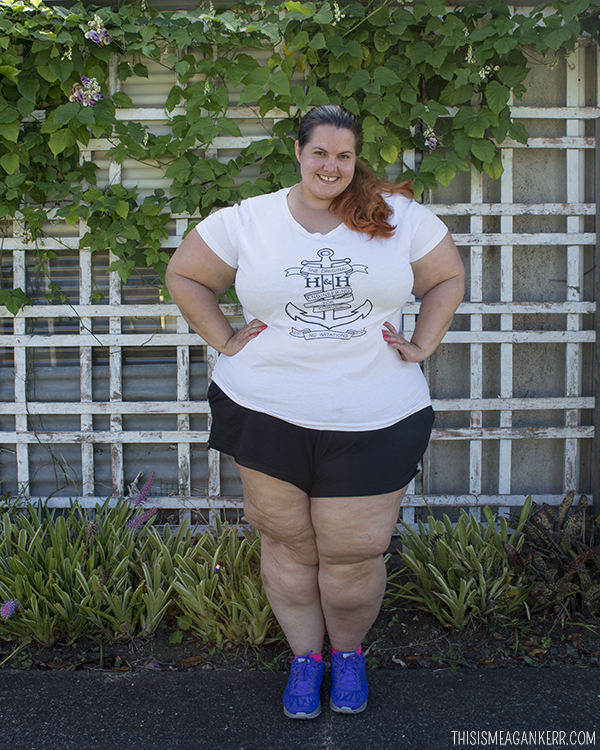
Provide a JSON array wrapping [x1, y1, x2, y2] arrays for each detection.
[[0, 40, 598, 527]]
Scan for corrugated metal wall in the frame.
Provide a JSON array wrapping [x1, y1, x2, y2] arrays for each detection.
[[0, 18, 598, 526]]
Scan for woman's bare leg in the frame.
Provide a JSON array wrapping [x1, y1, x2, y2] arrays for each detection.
[[311, 488, 406, 652], [235, 463, 325, 656]]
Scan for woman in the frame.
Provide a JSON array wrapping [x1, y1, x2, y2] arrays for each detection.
[[166, 104, 464, 719]]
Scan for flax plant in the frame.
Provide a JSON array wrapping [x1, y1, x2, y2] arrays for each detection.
[[390, 500, 533, 629]]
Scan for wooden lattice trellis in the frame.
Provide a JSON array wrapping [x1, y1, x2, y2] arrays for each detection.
[[0, 44, 598, 526]]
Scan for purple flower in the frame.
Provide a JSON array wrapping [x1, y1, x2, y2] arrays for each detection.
[[425, 137, 437, 150], [69, 77, 104, 107], [1, 599, 21, 620], [127, 507, 157, 530], [132, 471, 156, 507], [85, 28, 112, 46]]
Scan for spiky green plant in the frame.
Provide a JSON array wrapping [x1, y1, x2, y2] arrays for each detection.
[[172, 518, 282, 648], [389, 501, 533, 629]]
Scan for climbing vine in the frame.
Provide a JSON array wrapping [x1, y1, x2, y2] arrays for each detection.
[[0, 0, 597, 311]]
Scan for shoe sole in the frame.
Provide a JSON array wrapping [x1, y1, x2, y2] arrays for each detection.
[[329, 697, 368, 714], [284, 704, 322, 720]]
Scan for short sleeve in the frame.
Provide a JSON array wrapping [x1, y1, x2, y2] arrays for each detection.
[[195, 205, 240, 269], [407, 200, 449, 263]]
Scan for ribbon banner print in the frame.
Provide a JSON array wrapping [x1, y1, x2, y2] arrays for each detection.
[[285, 248, 373, 340]]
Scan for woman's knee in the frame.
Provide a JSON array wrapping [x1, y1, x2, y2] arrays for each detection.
[[316, 529, 392, 566]]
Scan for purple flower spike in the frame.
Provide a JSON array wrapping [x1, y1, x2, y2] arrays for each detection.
[[132, 471, 156, 507], [127, 507, 157, 530], [85, 30, 101, 44], [1, 599, 21, 620], [425, 137, 437, 150]]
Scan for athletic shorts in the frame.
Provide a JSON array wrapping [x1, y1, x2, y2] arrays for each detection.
[[207, 382, 435, 498]]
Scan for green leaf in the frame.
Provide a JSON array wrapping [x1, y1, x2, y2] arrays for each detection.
[[269, 70, 290, 97], [133, 63, 149, 78], [166, 86, 183, 112], [439, 82, 473, 106], [380, 144, 398, 164], [242, 67, 270, 86], [497, 66, 529, 88], [483, 157, 504, 180], [18, 77, 40, 103], [0, 287, 30, 315], [238, 84, 264, 106], [485, 81, 510, 114], [374, 29, 394, 53], [49, 128, 77, 156], [0, 152, 19, 175], [470, 139, 496, 163], [284, 1, 312, 15], [112, 91, 134, 108], [2, 121, 20, 143], [0, 104, 19, 124], [115, 200, 130, 219], [53, 102, 81, 126], [369, 5, 391, 26], [217, 117, 242, 137], [0, 65, 19, 83], [508, 121, 529, 144], [372, 67, 400, 87], [465, 121, 486, 138]]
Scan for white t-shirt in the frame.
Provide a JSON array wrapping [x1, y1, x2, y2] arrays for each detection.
[[196, 187, 448, 431]]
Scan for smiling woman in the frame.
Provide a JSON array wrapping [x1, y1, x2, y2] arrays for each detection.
[[166, 103, 465, 720], [294, 125, 356, 201]]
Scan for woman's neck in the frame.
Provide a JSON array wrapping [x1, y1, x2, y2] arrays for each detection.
[[287, 185, 343, 234]]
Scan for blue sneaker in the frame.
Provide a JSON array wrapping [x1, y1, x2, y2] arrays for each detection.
[[329, 651, 368, 714], [283, 655, 326, 719]]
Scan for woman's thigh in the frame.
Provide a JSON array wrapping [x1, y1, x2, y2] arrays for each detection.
[[310, 488, 406, 565], [235, 462, 318, 565]]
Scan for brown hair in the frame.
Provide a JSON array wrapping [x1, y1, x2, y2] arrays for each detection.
[[296, 104, 414, 239]]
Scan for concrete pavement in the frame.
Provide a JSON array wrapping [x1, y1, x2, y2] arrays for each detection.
[[1, 667, 599, 749]]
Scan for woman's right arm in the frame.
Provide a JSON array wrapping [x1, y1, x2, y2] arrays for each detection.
[[166, 228, 265, 356]]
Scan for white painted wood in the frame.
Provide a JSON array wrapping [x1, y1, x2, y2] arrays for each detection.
[[0, 396, 594, 415], [3, 232, 596, 250], [2, 39, 597, 518], [34, 492, 585, 511], [469, 169, 483, 512], [175, 217, 192, 515], [0, 330, 594, 347], [499, 147, 514, 495], [563, 48, 586, 492], [79, 243, 94, 497], [2, 301, 595, 319], [12, 239, 28, 496]]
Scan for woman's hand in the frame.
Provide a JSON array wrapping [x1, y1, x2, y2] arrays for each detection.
[[221, 318, 267, 356], [382, 321, 426, 363]]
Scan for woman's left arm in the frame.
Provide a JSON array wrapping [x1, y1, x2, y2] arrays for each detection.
[[383, 231, 465, 363]]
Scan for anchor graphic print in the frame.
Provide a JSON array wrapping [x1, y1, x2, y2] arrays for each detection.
[[284, 248, 373, 340]]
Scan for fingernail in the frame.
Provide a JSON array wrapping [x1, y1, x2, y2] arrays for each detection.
[[261, 326, 267, 330]]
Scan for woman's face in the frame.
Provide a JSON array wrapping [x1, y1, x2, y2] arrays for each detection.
[[294, 124, 357, 205]]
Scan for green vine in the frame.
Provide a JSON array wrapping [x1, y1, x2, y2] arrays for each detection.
[[0, 0, 596, 311]]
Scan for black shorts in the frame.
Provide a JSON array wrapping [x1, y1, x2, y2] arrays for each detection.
[[207, 382, 435, 498]]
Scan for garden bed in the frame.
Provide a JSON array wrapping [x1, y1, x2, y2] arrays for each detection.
[[4, 606, 599, 674]]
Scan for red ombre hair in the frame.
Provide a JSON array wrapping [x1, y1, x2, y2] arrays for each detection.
[[296, 105, 414, 240]]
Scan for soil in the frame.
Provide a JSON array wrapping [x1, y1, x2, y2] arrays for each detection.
[[2, 604, 600, 675]]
